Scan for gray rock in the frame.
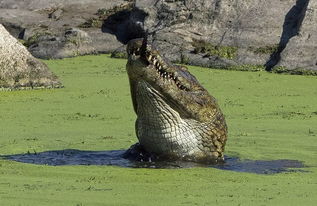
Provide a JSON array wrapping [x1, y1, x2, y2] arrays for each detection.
[[0, 0, 316, 73], [29, 27, 96, 59], [275, 0, 317, 72], [0, 24, 62, 89], [110, 45, 127, 59], [88, 29, 123, 54], [48, 8, 63, 20], [0, 0, 126, 59], [136, 0, 315, 71]]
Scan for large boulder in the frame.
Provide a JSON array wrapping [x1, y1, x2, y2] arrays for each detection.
[[275, 0, 317, 72], [0, 0, 125, 59], [1, 0, 316, 73], [0, 24, 62, 89], [134, 0, 315, 72]]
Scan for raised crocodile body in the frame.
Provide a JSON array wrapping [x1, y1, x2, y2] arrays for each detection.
[[126, 38, 228, 163]]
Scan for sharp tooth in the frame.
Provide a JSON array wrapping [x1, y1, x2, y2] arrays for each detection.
[[153, 59, 157, 65], [147, 55, 152, 61]]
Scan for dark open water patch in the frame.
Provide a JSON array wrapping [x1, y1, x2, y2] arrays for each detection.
[[1, 149, 307, 174]]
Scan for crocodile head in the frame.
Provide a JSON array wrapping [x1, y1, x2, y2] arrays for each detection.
[[126, 38, 220, 122], [126, 38, 227, 162]]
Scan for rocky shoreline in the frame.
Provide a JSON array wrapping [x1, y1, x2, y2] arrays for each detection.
[[1, 0, 316, 73]]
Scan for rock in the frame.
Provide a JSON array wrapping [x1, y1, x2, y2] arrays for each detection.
[[101, 2, 146, 44], [110, 45, 127, 59], [134, 0, 315, 72], [29, 27, 96, 59], [88, 29, 123, 54], [48, 8, 63, 20], [0, 24, 62, 89], [0, 0, 126, 59], [274, 0, 317, 72], [0, 0, 316, 73]]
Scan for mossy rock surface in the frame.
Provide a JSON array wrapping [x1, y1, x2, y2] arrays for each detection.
[[192, 39, 238, 60]]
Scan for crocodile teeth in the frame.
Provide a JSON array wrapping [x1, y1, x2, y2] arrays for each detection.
[[153, 59, 157, 65], [147, 55, 153, 61]]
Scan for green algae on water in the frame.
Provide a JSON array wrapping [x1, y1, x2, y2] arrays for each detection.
[[0, 55, 316, 206]]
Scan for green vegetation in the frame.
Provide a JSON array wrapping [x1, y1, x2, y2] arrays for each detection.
[[248, 44, 279, 55], [0, 55, 316, 205], [173, 52, 190, 65], [179, 53, 190, 65], [192, 39, 238, 59], [78, 18, 103, 28], [221, 64, 265, 72], [96, 8, 110, 16], [23, 31, 53, 48], [110, 51, 127, 59], [272, 66, 317, 76], [96, 3, 133, 19]]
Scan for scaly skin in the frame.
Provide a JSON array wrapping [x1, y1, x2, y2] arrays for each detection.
[[126, 38, 227, 163]]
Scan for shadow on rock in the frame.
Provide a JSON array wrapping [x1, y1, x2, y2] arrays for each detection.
[[102, 7, 147, 44], [265, 0, 310, 70], [1, 149, 307, 174]]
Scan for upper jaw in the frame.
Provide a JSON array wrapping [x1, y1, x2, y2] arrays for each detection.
[[127, 38, 195, 92]]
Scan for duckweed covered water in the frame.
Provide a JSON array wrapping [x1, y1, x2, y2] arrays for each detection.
[[0, 55, 316, 205], [3, 149, 306, 174]]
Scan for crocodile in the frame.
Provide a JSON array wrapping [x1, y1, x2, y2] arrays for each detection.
[[126, 37, 228, 163]]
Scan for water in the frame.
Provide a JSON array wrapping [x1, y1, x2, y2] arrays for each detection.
[[1, 149, 307, 174]]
